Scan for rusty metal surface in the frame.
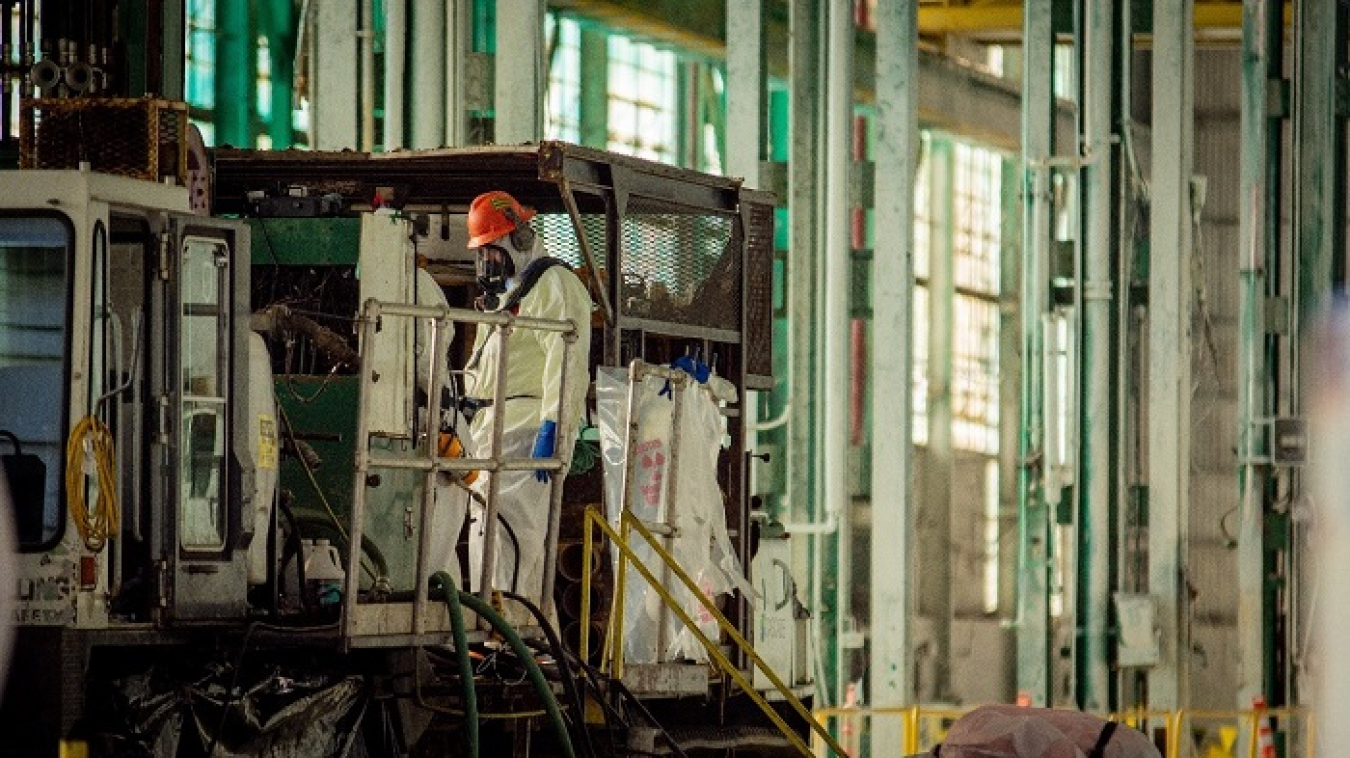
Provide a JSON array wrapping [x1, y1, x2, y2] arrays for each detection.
[[619, 662, 711, 698], [210, 141, 746, 217]]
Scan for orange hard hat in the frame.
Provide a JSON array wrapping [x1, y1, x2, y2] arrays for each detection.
[[467, 191, 536, 248]]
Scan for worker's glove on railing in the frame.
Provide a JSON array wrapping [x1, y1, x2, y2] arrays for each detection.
[[672, 355, 711, 383], [532, 420, 558, 482], [661, 355, 712, 397]]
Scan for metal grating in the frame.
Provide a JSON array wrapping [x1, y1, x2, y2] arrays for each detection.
[[620, 195, 738, 331], [20, 97, 188, 184], [743, 201, 774, 379], [537, 211, 607, 270]]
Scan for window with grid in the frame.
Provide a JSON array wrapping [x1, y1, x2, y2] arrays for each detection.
[[953, 294, 1000, 454], [185, 0, 216, 143], [951, 140, 1002, 456], [607, 34, 677, 163], [910, 136, 1003, 456], [545, 14, 582, 143], [953, 143, 1002, 294]]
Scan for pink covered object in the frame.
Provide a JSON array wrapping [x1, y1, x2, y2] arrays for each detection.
[[935, 705, 1160, 758]]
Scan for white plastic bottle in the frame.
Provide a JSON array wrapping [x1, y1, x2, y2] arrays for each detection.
[[304, 538, 345, 611]]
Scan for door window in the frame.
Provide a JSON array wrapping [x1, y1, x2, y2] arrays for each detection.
[[0, 217, 71, 549], [179, 237, 228, 551]]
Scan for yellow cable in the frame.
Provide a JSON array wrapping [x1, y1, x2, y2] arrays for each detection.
[[65, 415, 120, 552]]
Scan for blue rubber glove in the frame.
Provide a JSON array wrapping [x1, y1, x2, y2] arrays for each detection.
[[671, 355, 711, 383], [661, 355, 713, 397], [532, 420, 558, 482]]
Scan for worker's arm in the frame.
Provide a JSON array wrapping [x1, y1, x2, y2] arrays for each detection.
[[529, 268, 592, 428]]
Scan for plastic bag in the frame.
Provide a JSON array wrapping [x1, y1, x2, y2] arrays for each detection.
[[935, 705, 1161, 758], [596, 367, 751, 664]]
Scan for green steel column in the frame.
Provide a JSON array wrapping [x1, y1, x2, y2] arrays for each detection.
[[922, 136, 955, 702], [1148, 0, 1195, 712], [215, 0, 253, 147], [264, 0, 296, 148], [1237, 0, 1282, 712], [764, 86, 791, 520], [1077, 0, 1114, 713], [360, 0, 375, 149], [578, 27, 609, 149], [162, 0, 185, 100], [1017, 0, 1055, 707], [120, 9, 148, 97], [870, 1, 918, 747]]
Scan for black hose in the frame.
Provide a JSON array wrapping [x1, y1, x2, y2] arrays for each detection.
[[556, 648, 623, 758], [497, 512, 521, 593], [452, 590, 576, 758], [571, 657, 691, 758], [277, 496, 308, 611], [468, 504, 523, 594], [501, 591, 596, 758]]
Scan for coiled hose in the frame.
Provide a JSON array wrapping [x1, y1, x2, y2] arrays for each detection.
[[501, 591, 596, 758], [65, 415, 119, 551], [430, 574, 576, 758]]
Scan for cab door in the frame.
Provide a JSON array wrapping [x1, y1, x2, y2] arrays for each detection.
[[155, 215, 254, 622]]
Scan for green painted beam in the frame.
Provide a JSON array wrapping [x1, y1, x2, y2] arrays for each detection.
[[215, 0, 253, 147], [247, 218, 362, 266], [119, 5, 149, 97], [579, 27, 609, 149], [264, 0, 297, 148]]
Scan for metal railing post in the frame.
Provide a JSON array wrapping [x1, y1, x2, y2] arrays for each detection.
[[343, 298, 382, 641], [344, 300, 575, 643], [539, 329, 577, 621]]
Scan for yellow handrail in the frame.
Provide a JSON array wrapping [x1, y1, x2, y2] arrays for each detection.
[[580, 506, 849, 757], [807, 703, 1315, 757]]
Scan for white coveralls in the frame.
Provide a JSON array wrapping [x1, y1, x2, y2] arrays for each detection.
[[412, 267, 469, 590], [463, 251, 591, 609]]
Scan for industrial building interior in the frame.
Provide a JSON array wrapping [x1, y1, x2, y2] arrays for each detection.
[[2, 0, 1350, 755]]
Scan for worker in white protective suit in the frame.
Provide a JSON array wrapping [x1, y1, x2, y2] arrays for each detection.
[[461, 191, 591, 613], [412, 257, 472, 590]]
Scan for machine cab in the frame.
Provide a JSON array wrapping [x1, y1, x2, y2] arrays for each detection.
[[0, 169, 254, 629]]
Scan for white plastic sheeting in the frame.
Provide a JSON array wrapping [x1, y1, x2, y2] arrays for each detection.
[[596, 366, 750, 664]]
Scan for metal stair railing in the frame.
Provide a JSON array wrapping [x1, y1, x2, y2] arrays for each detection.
[[580, 505, 848, 758]]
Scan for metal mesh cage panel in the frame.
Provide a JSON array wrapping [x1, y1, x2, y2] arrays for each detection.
[[20, 98, 188, 183], [620, 195, 738, 331], [536, 211, 607, 270], [744, 201, 774, 378]]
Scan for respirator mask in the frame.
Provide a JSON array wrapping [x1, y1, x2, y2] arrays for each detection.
[[474, 216, 537, 310]]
